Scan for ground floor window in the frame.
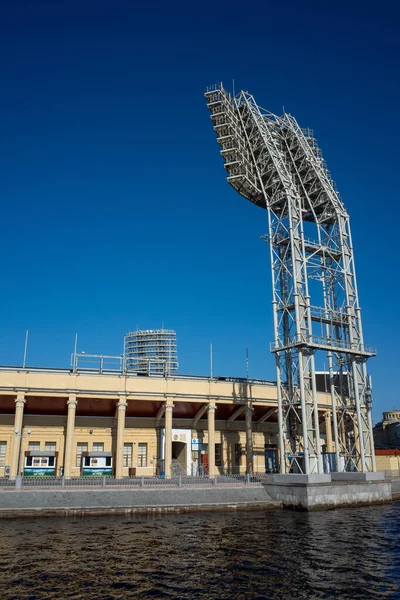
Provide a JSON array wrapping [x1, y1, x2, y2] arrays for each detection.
[[138, 443, 147, 467], [26, 456, 55, 467], [123, 443, 132, 467], [0, 442, 6, 466], [45, 442, 56, 452], [76, 443, 88, 467], [215, 443, 222, 466], [235, 443, 242, 466], [92, 442, 104, 452]]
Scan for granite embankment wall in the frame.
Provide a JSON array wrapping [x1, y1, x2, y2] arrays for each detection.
[[265, 480, 392, 510], [0, 480, 397, 518], [391, 479, 400, 498], [0, 485, 280, 518]]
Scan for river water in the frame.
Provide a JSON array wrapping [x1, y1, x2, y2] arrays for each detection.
[[0, 504, 399, 599]]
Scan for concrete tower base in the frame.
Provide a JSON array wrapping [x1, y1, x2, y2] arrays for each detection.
[[264, 473, 392, 511]]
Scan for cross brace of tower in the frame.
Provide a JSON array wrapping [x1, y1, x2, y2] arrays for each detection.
[[205, 83, 376, 474]]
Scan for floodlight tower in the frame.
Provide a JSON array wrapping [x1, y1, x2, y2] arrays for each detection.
[[205, 83, 376, 474]]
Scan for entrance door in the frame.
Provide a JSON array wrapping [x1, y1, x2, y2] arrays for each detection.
[[264, 445, 278, 473], [172, 441, 187, 474]]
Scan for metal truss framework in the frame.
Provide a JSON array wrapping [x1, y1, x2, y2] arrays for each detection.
[[205, 83, 376, 474]]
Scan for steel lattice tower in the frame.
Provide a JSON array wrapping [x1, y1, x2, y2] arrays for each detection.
[[205, 83, 376, 474]]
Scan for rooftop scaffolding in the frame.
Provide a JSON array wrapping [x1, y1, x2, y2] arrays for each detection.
[[124, 329, 178, 376]]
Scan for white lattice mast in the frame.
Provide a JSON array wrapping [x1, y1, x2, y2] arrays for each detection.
[[205, 83, 376, 474]]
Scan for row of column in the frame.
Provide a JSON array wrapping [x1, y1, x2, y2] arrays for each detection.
[[63, 394, 129, 479], [9, 394, 336, 479], [9, 393, 127, 479], [163, 398, 216, 478], [9, 394, 218, 479]]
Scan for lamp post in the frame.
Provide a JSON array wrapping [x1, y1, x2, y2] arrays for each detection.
[[14, 427, 31, 477]]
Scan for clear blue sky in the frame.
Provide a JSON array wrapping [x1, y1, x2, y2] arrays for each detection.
[[0, 0, 398, 422]]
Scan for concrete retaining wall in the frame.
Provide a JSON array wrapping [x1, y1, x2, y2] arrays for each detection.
[[265, 480, 392, 510], [0, 485, 280, 518], [0, 480, 395, 518], [391, 479, 400, 499]]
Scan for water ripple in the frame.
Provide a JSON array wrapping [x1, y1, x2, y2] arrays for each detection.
[[0, 504, 399, 599]]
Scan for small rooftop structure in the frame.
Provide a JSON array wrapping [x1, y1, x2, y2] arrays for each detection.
[[383, 410, 400, 422], [124, 329, 178, 376]]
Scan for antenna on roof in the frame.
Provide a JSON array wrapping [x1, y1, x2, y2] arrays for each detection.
[[22, 330, 29, 369], [73, 333, 78, 372]]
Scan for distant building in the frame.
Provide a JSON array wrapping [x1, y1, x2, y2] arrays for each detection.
[[373, 410, 400, 449], [124, 329, 178, 376]]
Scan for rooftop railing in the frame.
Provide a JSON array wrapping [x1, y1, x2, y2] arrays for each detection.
[[0, 364, 277, 386]]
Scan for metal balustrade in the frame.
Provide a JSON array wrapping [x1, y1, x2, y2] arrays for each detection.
[[2, 471, 394, 488], [0, 474, 266, 489], [21, 476, 61, 487], [270, 334, 376, 356], [0, 477, 16, 488], [384, 469, 400, 479]]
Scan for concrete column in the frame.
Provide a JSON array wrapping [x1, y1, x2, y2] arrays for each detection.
[[222, 430, 229, 473], [325, 411, 333, 453], [245, 401, 253, 474], [353, 417, 361, 471], [367, 408, 377, 472], [10, 392, 26, 479], [164, 400, 174, 478], [340, 415, 346, 455], [64, 395, 77, 478], [208, 400, 216, 478], [115, 397, 127, 478]]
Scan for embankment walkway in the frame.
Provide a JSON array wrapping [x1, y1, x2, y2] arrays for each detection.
[[0, 474, 398, 517], [0, 484, 279, 518]]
